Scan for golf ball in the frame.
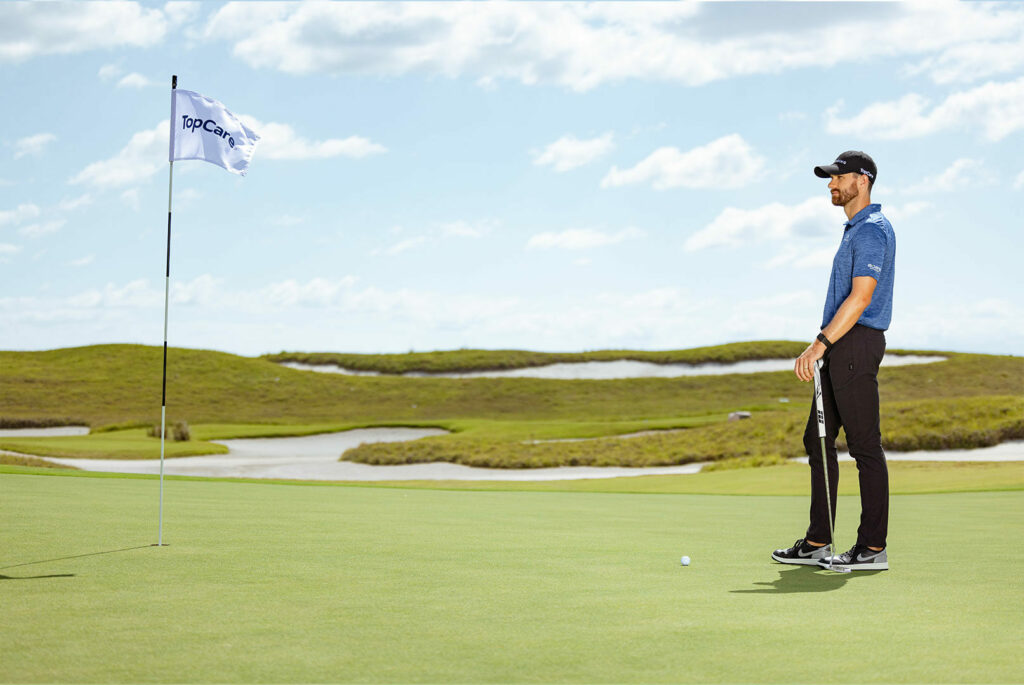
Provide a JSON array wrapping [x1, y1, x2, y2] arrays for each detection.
[[680, 555, 690, 566]]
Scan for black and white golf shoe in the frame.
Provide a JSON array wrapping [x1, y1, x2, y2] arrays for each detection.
[[818, 544, 888, 571], [771, 539, 832, 565]]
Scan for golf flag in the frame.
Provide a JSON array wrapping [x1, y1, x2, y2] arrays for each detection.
[[169, 89, 260, 175], [155, 76, 260, 546]]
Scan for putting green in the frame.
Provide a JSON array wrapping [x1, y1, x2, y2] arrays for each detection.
[[2, 473, 1021, 683]]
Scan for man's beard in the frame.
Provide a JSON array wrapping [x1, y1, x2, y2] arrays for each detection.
[[831, 186, 859, 206]]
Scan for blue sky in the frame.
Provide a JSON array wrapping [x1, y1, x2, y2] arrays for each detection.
[[1, 1, 1022, 356]]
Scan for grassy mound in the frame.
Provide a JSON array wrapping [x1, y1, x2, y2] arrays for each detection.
[[262, 340, 810, 374], [0, 343, 1020, 466], [344, 396, 1024, 468]]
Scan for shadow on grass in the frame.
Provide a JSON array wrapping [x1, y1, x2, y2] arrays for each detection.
[[730, 565, 886, 594], [0, 545, 151, 571], [1, 573, 76, 580]]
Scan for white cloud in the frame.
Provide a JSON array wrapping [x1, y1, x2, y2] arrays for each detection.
[[70, 254, 94, 267], [825, 76, 1024, 141], [98, 64, 156, 88], [0, 243, 20, 255], [4, 276, 1021, 356], [171, 274, 227, 307], [902, 159, 993, 195], [68, 115, 379, 193], [379, 236, 428, 256], [0, 203, 41, 226], [117, 72, 155, 89], [59, 194, 93, 211], [69, 121, 167, 189], [98, 64, 122, 81], [261, 277, 360, 307], [164, 2, 202, 29], [269, 214, 305, 227], [65, 279, 158, 309], [121, 189, 141, 211], [439, 220, 490, 238], [906, 40, 1024, 85], [602, 135, 764, 190], [19, 220, 66, 238], [239, 116, 386, 160], [763, 247, 836, 271], [204, 2, 703, 90], [685, 197, 837, 252], [0, 3, 167, 62], [527, 226, 645, 250], [1014, 170, 1024, 190], [375, 219, 492, 255], [892, 298, 1024, 354], [533, 133, 614, 172], [884, 201, 931, 223], [202, 3, 1024, 92], [57, 276, 227, 311], [13, 133, 56, 159]]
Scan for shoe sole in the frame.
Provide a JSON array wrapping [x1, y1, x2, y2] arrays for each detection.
[[821, 561, 889, 571], [771, 553, 827, 565]]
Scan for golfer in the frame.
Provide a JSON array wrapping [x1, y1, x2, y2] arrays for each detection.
[[772, 150, 895, 571]]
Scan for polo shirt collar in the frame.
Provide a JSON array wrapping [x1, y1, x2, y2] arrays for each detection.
[[845, 203, 881, 229]]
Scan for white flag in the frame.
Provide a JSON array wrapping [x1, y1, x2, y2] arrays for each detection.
[[169, 89, 260, 175]]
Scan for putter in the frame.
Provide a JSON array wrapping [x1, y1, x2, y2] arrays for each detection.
[[813, 359, 850, 573]]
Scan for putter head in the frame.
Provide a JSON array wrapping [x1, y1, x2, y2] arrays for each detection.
[[824, 563, 851, 574]]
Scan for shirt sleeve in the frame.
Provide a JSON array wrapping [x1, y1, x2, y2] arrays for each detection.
[[852, 222, 887, 282]]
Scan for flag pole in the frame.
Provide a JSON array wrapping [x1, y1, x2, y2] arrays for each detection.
[[156, 74, 177, 547]]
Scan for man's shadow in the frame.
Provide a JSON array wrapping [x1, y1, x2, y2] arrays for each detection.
[[731, 565, 885, 594]]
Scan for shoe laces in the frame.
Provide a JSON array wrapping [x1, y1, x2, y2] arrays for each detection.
[[844, 544, 865, 562]]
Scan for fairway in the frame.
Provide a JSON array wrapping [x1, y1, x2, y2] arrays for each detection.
[[3, 473, 1022, 683]]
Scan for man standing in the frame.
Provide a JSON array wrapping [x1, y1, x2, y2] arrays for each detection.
[[772, 150, 895, 572]]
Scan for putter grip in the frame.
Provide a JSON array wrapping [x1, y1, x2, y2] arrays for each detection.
[[813, 360, 827, 439]]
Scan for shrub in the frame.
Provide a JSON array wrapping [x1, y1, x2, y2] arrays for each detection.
[[147, 421, 191, 441], [173, 421, 191, 442]]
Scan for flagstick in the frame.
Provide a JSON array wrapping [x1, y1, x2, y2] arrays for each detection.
[[156, 74, 177, 547]]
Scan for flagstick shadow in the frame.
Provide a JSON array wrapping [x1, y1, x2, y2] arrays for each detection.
[[0, 545, 151, 571], [1, 573, 76, 580], [730, 565, 886, 594]]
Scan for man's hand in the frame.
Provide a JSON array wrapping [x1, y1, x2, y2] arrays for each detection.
[[796, 276, 877, 382], [794, 340, 827, 382]]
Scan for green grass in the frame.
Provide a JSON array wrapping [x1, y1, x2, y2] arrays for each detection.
[[2, 471, 1021, 683], [1, 343, 1021, 467], [0, 453, 78, 469], [262, 340, 812, 373], [3, 344, 1020, 431], [0, 422, 449, 460], [0, 428, 228, 460], [3, 459, 1023, 495], [344, 396, 1024, 468]]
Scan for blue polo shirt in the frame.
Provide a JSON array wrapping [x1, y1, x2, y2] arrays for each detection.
[[822, 203, 895, 331]]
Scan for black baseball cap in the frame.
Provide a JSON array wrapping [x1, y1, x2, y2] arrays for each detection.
[[814, 150, 877, 183]]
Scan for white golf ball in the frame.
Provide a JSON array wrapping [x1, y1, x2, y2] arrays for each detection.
[[680, 555, 690, 566]]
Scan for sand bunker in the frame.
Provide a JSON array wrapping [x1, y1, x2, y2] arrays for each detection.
[[17, 427, 1023, 482], [280, 355, 948, 380]]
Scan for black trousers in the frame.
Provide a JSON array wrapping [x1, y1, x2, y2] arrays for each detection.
[[803, 324, 889, 549]]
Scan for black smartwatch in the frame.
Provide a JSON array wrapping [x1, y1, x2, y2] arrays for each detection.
[[816, 332, 833, 351]]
